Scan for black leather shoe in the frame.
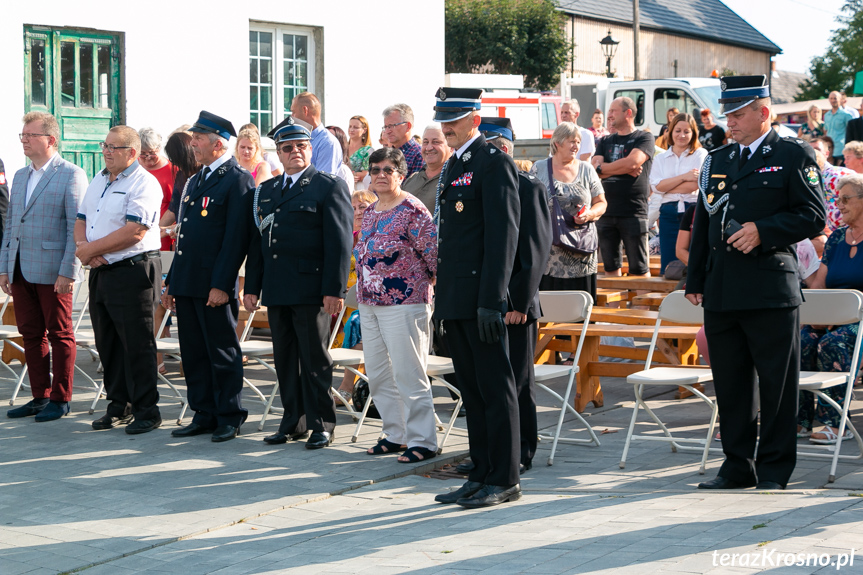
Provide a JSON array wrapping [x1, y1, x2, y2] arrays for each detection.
[[455, 459, 475, 474], [698, 476, 755, 490], [756, 480, 784, 490], [306, 431, 333, 449], [7, 399, 49, 418], [92, 413, 133, 430], [457, 484, 522, 508], [519, 462, 532, 475], [211, 425, 240, 442], [126, 417, 162, 435], [264, 431, 309, 444], [35, 401, 70, 422], [171, 422, 217, 438], [435, 480, 484, 504]]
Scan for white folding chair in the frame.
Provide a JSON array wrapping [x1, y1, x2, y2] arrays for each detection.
[[535, 291, 601, 465], [0, 295, 31, 405], [796, 289, 863, 483], [619, 290, 718, 474]]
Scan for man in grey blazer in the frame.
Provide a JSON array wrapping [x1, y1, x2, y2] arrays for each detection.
[[0, 112, 86, 422]]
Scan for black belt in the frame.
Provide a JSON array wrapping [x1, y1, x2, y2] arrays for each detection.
[[94, 250, 160, 272]]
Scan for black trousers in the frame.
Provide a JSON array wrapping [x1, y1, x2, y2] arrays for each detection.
[[175, 296, 247, 427], [445, 318, 520, 487], [508, 319, 538, 466], [90, 258, 161, 420], [268, 304, 336, 435], [704, 307, 800, 487]]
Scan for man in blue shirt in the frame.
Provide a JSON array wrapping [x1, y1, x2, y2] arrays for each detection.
[[825, 91, 853, 165], [383, 103, 424, 177], [290, 92, 343, 176]]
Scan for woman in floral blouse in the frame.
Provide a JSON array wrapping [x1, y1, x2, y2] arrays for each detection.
[[354, 147, 439, 462], [348, 115, 374, 189]]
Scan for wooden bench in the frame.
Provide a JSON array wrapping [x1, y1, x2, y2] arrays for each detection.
[[631, 292, 668, 310], [595, 289, 627, 307]]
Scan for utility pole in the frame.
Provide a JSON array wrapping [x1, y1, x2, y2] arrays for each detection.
[[633, 0, 641, 80]]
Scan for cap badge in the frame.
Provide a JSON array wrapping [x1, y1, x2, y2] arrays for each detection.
[[439, 89, 447, 101]]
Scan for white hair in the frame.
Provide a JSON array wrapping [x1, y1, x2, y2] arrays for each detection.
[[383, 103, 414, 125], [208, 133, 231, 152], [562, 99, 581, 114], [138, 127, 162, 151]]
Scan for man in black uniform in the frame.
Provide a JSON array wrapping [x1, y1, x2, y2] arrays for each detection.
[[430, 89, 522, 508], [686, 76, 826, 490], [244, 117, 352, 450], [163, 111, 254, 443]]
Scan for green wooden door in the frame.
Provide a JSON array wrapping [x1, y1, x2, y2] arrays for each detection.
[[24, 27, 122, 179]]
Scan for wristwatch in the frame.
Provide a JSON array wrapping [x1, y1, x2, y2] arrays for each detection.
[[595, 164, 602, 175]]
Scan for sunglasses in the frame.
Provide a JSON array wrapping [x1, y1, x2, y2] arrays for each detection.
[[279, 142, 309, 153], [369, 166, 398, 176]]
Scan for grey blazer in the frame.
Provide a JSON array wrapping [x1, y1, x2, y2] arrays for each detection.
[[0, 154, 86, 284]]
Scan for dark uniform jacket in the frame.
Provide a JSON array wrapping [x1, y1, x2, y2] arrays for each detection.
[[845, 117, 863, 146], [166, 156, 254, 298], [509, 171, 552, 321], [245, 165, 352, 307], [686, 129, 826, 311], [435, 134, 520, 320]]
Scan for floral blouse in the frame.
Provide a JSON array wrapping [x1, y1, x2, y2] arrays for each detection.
[[823, 164, 856, 231], [349, 145, 373, 173], [354, 194, 437, 306]]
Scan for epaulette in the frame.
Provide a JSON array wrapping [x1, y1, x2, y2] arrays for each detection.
[[781, 136, 810, 148], [708, 142, 734, 154], [316, 171, 338, 183]]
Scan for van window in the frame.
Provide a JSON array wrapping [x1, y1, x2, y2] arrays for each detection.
[[654, 88, 699, 124], [541, 102, 558, 131], [613, 89, 644, 126]]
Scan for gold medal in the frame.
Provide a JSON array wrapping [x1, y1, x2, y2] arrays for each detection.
[[718, 181, 726, 190], [184, 196, 190, 203], [201, 209, 208, 217], [455, 201, 464, 212], [707, 194, 714, 203]]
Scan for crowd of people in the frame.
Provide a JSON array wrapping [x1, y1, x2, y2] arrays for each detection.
[[0, 75, 859, 503]]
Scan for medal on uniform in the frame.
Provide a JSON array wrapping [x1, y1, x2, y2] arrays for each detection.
[[201, 197, 210, 217], [184, 196, 190, 203], [718, 182, 726, 190], [707, 194, 714, 203], [456, 201, 464, 212]]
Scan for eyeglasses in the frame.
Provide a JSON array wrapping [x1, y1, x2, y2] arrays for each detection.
[[139, 151, 160, 159], [279, 142, 309, 153], [370, 166, 398, 176], [383, 122, 407, 131], [837, 194, 863, 205], [19, 133, 49, 141], [99, 142, 132, 153]]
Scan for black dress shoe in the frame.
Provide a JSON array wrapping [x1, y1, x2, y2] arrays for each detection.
[[264, 431, 309, 444], [698, 476, 755, 490], [455, 459, 475, 474], [457, 484, 522, 508], [756, 480, 784, 490], [435, 481, 483, 504], [519, 462, 532, 475], [211, 425, 240, 442], [171, 422, 217, 438], [306, 431, 333, 449], [7, 399, 49, 418], [92, 413, 133, 430], [126, 417, 162, 435]]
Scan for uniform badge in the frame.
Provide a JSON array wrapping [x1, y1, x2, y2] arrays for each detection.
[[451, 173, 473, 187], [718, 182, 726, 190], [762, 145, 772, 154], [757, 166, 782, 173], [455, 201, 464, 212], [805, 166, 820, 187], [184, 196, 190, 203], [301, 178, 310, 186], [201, 197, 210, 217], [729, 150, 736, 160], [707, 194, 715, 203], [462, 151, 472, 163]]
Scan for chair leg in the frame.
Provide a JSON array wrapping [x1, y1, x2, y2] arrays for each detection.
[[547, 369, 578, 466], [700, 401, 719, 475], [640, 399, 678, 452], [434, 375, 462, 454], [619, 385, 643, 469], [351, 390, 373, 443], [89, 382, 105, 414], [8, 363, 29, 406], [259, 381, 280, 431]]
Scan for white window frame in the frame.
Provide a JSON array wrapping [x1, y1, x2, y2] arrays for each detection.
[[249, 22, 317, 135]]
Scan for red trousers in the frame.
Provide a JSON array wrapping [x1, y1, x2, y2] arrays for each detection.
[[11, 262, 76, 402]]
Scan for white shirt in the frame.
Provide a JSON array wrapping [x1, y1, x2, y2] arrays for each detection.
[[455, 133, 482, 159], [843, 105, 860, 119], [740, 130, 771, 159], [26, 152, 57, 205], [282, 165, 312, 188], [78, 161, 162, 264], [649, 146, 708, 211], [202, 151, 232, 180], [577, 127, 596, 159]]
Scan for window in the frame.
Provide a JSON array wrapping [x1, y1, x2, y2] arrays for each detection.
[[654, 88, 699, 124], [249, 24, 316, 135], [541, 102, 558, 131], [614, 89, 645, 126]]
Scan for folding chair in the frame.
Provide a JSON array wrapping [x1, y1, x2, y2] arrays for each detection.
[[0, 295, 30, 405], [535, 291, 601, 465], [796, 289, 863, 483], [619, 290, 718, 474]]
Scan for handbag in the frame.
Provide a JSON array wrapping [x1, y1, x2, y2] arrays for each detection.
[[547, 159, 598, 256], [664, 260, 686, 281]]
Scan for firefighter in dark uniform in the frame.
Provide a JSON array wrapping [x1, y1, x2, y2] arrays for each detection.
[[244, 117, 352, 450], [456, 117, 552, 474], [430, 89, 523, 508], [163, 111, 254, 443], [686, 76, 826, 490]]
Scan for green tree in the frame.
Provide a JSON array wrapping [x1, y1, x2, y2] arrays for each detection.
[[445, 0, 569, 91], [798, 0, 863, 99]]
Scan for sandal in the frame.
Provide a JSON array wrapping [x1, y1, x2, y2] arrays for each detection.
[[157, 362, 167, 375], [367, 438, 406, 455], [334, 389, 352, 406], [398, 446, 437, 463], [797, 426, 812, 439], [809, 427, 852, 445]]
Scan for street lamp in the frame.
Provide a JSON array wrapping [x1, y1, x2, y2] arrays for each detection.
[[599, 30, 620, 78]]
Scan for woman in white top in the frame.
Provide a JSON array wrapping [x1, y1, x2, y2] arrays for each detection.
[[649, 113, 707, 275]]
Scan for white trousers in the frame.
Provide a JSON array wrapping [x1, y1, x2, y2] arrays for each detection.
[[358, 303, 438, 451]]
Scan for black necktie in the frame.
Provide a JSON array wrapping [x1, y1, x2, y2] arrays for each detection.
[[197, 167, 211, 189], [739, 147, 750, 169]]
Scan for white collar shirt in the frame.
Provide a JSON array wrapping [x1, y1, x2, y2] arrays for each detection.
[[455, 133, 481, 159], [26, 151, 57, 205], [740, 130, 771, 159], [78, 161, 162, 264], [649, 147, 708, 211], [202, 151, 232, 179], [282, 165, 312, 189]]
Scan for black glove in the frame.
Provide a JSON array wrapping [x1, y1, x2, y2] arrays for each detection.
[[477, 307, 505, 344]]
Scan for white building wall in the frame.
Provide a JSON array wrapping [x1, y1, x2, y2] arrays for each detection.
[[1, 0, 445, 174]]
